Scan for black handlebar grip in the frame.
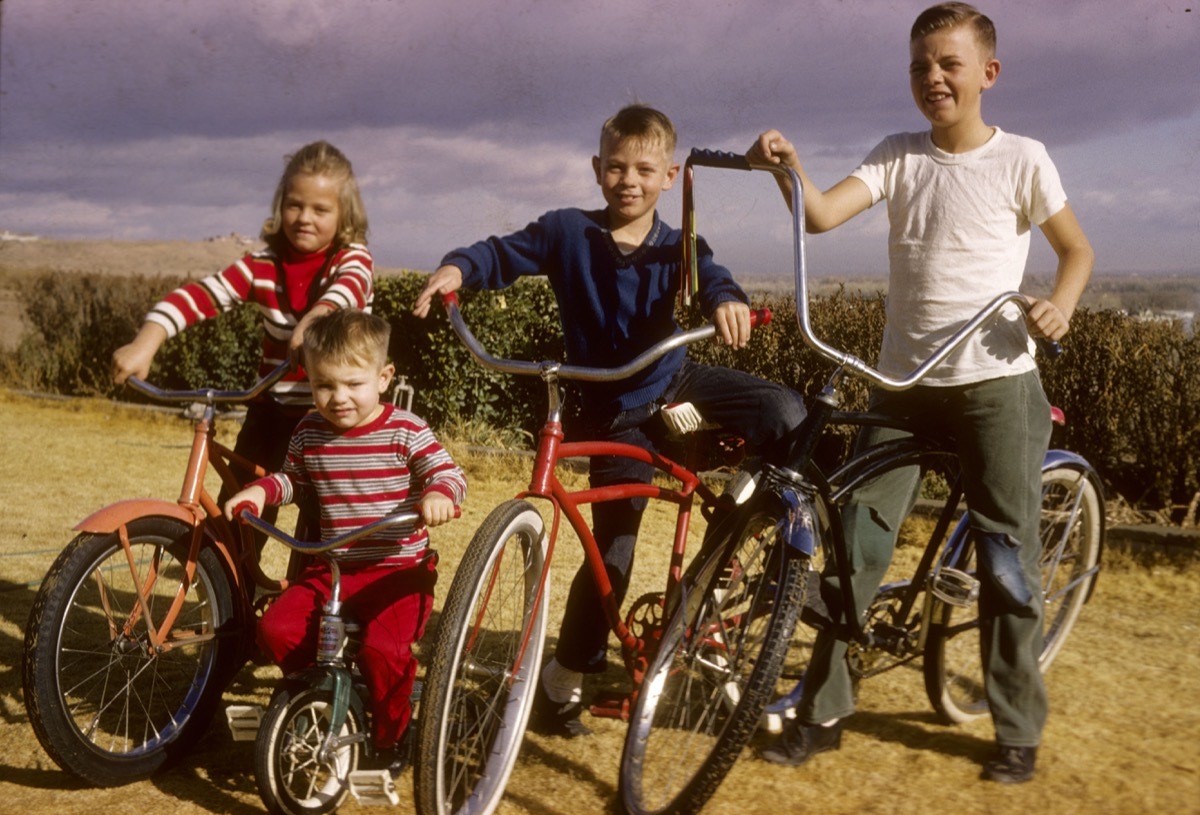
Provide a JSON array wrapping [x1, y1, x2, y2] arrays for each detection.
[[1035, 337, 1062, 361], [688, 148, 752, 171]]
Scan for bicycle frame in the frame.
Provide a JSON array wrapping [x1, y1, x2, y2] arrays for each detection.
[[681, 149, 1084, 648], [74, 364, 293, 657], [442, 293, 766, 701]]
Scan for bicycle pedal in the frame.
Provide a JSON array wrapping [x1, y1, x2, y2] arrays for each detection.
[[348, 770, 400, 806], [929, 567, 980, 607], [224, 704, 263, 741]]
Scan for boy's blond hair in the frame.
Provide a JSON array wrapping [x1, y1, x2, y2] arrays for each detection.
[[599, 104, 677, 159], [302, 308, 390, 370], [261, 140, 370, 252], [911, 2, 996, 57]]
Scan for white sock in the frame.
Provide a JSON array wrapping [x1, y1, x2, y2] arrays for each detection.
[[540, 658, 583, 706]]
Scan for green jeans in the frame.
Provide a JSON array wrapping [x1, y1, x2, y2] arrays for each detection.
[[799, 370, 1052, 747]]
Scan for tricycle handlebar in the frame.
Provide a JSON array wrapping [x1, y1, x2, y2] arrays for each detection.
[[237, 507, 460, 558]]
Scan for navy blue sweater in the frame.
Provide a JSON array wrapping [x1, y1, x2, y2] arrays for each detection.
[[442, 208, 748, 414]]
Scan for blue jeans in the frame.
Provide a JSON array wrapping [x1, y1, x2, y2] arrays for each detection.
[[799, 370, 1052, 747], [554, 359, 806, 673]]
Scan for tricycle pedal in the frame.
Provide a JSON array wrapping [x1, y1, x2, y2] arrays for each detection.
[[349, 770, 400, 806], [224, 704, 263, 740]]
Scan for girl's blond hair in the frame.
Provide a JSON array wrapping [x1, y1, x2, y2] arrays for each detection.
[[261, 140, 369, 252]]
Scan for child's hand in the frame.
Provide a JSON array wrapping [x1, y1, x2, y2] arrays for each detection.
[[111, 323, 168, 384], [713, 301, 752, 350], [1025, 297, 1070, 341], [747, 129, 799, 169], [289, 304, 334, 362], [412, 265, 464, 318], [224, 486, 267, 521], [419, 493, 457, 527]]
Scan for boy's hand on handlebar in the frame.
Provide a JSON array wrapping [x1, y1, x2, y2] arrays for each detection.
[[1024, 296, 1070, 342], [224, 486, 267, 522], [419, 492, 458, 527], [413, 265, 464, 318], [713, 301, 752, 349], [747, 129, 799, 169]]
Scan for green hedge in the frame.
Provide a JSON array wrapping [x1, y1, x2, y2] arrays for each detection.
[[5, 271, 1197, 515]]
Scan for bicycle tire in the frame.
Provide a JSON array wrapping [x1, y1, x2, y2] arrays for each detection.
[[924, 462, 1104, 723], [619, 493, 808, 815], [21, 518, 235, 785], [255, 684, 363, 815], [414, 500, 549, 815]]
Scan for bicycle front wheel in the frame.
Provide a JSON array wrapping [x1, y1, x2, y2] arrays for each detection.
[[924, 462, 1104, 723], [22, 518, 236, 785], [255, 684, 364, 815], [620, 494, 808, 815], [414, 500, 549, 815]]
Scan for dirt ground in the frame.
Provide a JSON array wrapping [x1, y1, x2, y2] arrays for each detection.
[[1, 392, 1198, 815]]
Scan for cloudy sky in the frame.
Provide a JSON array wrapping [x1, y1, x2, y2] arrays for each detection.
[[1, 0, 1197, 283]]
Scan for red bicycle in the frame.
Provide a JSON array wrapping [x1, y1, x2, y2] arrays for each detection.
[[413, 294, 804, 815]]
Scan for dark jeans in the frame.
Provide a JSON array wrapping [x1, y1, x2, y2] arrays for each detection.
[[554, 359, 806, 673], [798, 370, 1052, 746]]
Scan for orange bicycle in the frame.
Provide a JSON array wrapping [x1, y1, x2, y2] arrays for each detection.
[[21, 363, 294, 786]]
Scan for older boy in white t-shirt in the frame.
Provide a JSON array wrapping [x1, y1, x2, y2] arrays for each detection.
[[747, 2, 1093, 784]]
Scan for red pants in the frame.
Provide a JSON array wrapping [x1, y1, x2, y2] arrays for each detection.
[[257, 557, 437, 749]]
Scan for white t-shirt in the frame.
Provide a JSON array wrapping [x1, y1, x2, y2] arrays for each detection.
[[850, 128, 1068, 385]]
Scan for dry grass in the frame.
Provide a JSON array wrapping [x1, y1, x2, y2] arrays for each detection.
[[1, 390, 1197, 815]]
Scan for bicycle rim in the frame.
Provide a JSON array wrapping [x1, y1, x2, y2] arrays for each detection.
[[23, 520, 233, 784], [620, 499, 806, 815], [415, 500, 549, 815], [1037, 465, 1103, 668]]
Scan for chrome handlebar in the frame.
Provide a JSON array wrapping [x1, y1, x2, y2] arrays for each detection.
[[684, 148, 1047, 391], [124, 360, 294, 405]]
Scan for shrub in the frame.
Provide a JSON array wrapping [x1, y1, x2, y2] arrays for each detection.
[[3, 270, 1197, 515]]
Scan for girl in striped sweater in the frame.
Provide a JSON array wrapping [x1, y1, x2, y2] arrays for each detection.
[[111, 140, 374, 506]]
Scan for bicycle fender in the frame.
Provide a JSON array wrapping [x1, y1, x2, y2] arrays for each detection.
[[1043, 448, 1098, 479], [74, 498, 199, 533], [780, 489, 818, 557]]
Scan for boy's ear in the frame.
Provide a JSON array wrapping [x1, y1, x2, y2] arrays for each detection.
[[377, 362, 396, 394], [592, 155, 602, 185], [662, 161, 681, 190], [982, 57, 1001, 89]]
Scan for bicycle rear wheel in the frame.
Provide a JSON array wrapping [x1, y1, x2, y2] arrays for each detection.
[[414, 500, 549, 815], [22, 518, 236, 785], [619, 494, 808, 815], [924, 462, 1104, 723]]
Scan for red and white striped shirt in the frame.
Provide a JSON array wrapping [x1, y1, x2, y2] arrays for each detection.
[[253, 403, 467, 565], [145, 243, 374, 404]]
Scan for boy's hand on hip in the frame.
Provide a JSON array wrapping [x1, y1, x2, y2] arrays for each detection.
[[413, 265, 464, 318], [714, 301, 751, 349]]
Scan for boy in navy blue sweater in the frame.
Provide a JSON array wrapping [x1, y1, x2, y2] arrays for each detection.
[[414, 104, 805, 736]]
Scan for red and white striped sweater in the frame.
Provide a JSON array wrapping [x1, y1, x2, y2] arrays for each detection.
[[253, 403, 467, 565], [145, 243, 373, 404]]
